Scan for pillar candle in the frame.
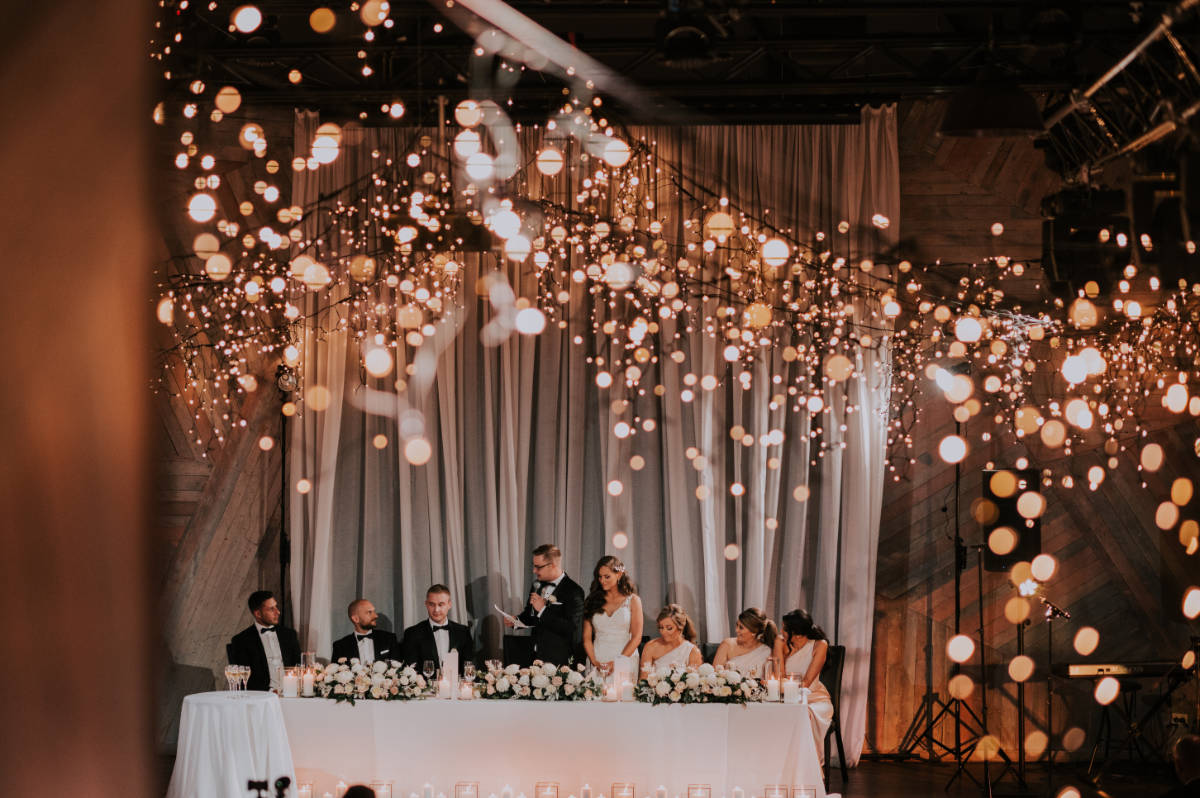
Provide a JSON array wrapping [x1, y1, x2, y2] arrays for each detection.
[[438, 677, 451, 699], [502, 785, 514, 798], [656, 786, 667, 798], [336, 782, 349, 798], [459, 681, 473, 700], [620, 681, 635, 702], [297, 787, 312, 798], [783, 679, 800, 704], [424, 784, 435, 798], [282, 670, 299, 698], [582, 785, 592, 798], [765, 677, 780, 702], [733, 787, 744, 798]]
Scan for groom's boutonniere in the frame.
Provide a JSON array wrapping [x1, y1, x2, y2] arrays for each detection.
[[545, 594, 559, 604]]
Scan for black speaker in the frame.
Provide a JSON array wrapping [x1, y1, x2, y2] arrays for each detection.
[[981, 468, 1043, 572]]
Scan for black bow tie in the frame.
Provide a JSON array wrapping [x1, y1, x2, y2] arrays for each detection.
[[431, 623, 447, 630], [260, 627, 276, 634], [356, 633, 373, 642]]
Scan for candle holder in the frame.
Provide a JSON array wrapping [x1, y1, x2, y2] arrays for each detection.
[[763, 786, 788, 798], [534, 781, 559, 798], [610, 783, 635, 798], [371, 782, 393, 798], [791, 789, 817, 798], [335, 782, 349, 798], [686, 785, 711, 798], [454, 782, 480, 798], [301, 666, 316, 697], [282, 667, 300, 698], [297, 785, 313, 798]]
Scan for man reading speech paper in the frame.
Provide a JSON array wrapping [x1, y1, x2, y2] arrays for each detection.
[[506, 544, 584, 665]]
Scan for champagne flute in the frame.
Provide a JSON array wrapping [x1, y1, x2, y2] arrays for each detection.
[[224, 665, 237, 692], [239, 665, 250, 692], [422, 660, 435, 681]]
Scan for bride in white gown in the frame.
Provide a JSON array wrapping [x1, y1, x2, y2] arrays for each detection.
[[581, 556, 643, 679], [713, 607, 779, 678], [641, 604, 703, 670], [774, 609, 834, 755]]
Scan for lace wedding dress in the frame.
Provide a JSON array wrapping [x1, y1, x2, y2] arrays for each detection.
[[591, 595, 638, 679]]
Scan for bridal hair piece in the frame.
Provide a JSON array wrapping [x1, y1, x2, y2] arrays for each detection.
[[737, 607, 779, 649]]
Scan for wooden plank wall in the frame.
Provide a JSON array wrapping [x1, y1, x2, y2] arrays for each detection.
[[867, 100, 1199, 760]]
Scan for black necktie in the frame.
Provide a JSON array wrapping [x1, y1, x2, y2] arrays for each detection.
[[356, 633, 373, 642], [260, 627, 276, 634]]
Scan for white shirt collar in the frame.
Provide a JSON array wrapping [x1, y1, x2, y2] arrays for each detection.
[[545, 573, 565, 587], [254, 621, 275, 632]]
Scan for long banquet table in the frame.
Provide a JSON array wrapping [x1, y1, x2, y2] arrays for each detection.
[[280, 698, 828, 798]]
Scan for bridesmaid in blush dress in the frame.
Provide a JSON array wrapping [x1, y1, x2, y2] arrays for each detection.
[[773, 609, 834, 753], [641, 604, 703, 669], [713, 607, 779, 678]]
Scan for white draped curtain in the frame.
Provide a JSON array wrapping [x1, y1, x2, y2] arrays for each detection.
[[289, 108, 898, 764]]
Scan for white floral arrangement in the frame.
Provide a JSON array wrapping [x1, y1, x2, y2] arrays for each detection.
[[476, 661, 604, 701], [313, 659, 433, 704], [636, 663, 765, 705]]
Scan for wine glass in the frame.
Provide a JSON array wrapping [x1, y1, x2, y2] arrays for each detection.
[[463, 663, 476, 683], [238, 665, 250, 692], [422, 660, 436, 681], [224, 665, 237, 692]]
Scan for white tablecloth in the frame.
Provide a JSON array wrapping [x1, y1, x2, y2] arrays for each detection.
[[279, 699, 827, 798], [169, 691, 297, 798]]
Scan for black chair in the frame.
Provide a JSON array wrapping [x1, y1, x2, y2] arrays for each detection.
[[226, 643, 235, 664], [820, 644, 849, 787]]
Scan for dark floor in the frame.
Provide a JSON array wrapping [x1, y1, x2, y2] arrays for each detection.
[[837, 759, 1177, 798], [157, 757, 1180, 798]]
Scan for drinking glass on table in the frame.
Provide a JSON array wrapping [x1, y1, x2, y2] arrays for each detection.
[[463, 663, 476, 683], [224, 665, 238, 692], [423, 660, 436, 681], [238, 665, 250, 692]]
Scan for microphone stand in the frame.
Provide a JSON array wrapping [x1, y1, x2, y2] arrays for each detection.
[[1040, 596, 1071, 796]]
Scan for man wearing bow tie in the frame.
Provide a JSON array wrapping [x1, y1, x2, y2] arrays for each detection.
[[400, 584, 474, 674], [330, 599, 399, 664], [227, 590, 301, 691], [509, 544, 584, 665]]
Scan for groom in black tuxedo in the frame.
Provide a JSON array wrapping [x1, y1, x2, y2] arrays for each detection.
[[228, 590, 301, 691], [330, 598, 399, 664], [511, 543, 584, 665], [401, 584, 475, 674]]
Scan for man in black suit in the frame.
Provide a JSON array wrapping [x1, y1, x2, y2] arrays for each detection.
[[330, 598, 399, 664], [401, 584, 475, 674], [227, 590, 301, 691], [508, 543, 584, 665]]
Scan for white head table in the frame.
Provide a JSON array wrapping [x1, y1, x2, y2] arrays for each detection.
[[279, 699, 828, 798]]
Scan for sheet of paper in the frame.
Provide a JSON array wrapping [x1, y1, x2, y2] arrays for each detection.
[[494, 604, 528, 628]]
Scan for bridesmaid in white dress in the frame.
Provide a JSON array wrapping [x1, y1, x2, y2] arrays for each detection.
[[641, 604, 703, 669], [774, 609, 834, 753], [713, 607, 780, 678], [581, 556, 643, 678]]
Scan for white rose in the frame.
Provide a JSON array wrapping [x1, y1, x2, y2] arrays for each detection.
[[532, 674, 551, 689], [505, 664, 520, 676], [698, 663, 715, 677], [656, 665, 672, 680], [518, 674, 530, 686], [336, 670, 354, 684], [372, 660, 387, 674], [669, 690, 682, 702], [685, 673, 700, 688], [566, 670, 583, 685], [655, 681, 671, 696], [497, 676, 511, 692], [371, 674, 386, 687], [370, 685, 387, 699], [725, 669, 743, 684]]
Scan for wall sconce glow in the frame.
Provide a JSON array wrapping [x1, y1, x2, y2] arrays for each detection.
[[602, 138, 631, 167], [188, 193, 218, 222], [536, 147, 564, 176], [514, 307, 547, 335], [231, 5, 263, 33], [946, 634, 975, 663], [938, 435, 967, 464]]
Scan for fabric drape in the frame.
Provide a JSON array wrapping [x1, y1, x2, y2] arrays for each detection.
[[288, 109, 898, 764]]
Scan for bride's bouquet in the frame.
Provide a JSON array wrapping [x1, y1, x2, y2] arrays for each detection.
[[636, 663, 764, 705], [314, 659, 433, 704], [476, 661, 604, 701]]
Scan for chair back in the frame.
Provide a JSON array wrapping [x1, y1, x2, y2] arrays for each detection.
[[820, 644, 846, 710], [226, 643, 235, 664]]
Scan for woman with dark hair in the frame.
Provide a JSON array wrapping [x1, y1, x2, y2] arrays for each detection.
[[713, 607, 778, 677], [581, 555, 643, 677], [641, 604, 702, 669], [775, 609, 834, 747]]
